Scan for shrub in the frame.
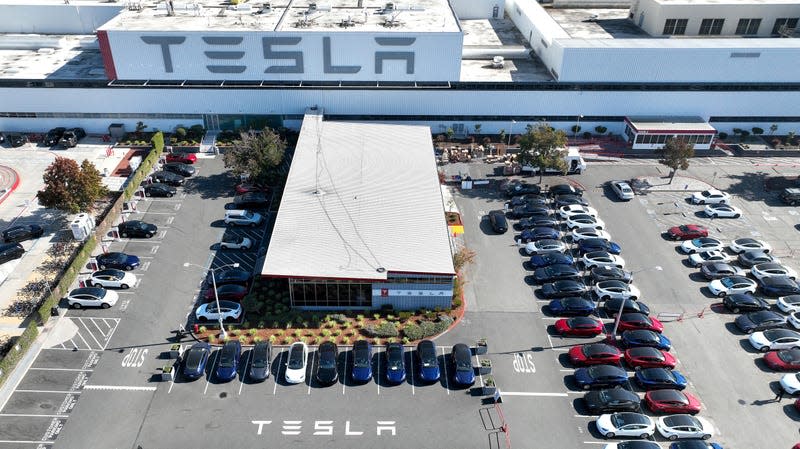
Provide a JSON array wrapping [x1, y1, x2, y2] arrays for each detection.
[[269, 335, 277, 343], [452, 298, 463, 309], [363, 321, 400, 338], [594, 126, 607, 134], [453, 247, 476, 272], [398, 311, 413, 321], [356, 314, 365, 320], [388, 337, 397, 344], [403, 323, 424, 340], [248, 328, 258, 336], [582, 131, 592, 139], [419, 321, 436, 337], [231, 329, 242, 336], [321, 329, 331, 337], [718, 132, 728, 140], [293, 329, 303, 338], [253, 336, 264, 343], [315, 336, 323, 345], [238, 335, 248, 344], [402, 337, 410, 344], [208, 335, 217, 344], [175, 127, 187, 137], [199, 326, 207, 333], [330, 313, 347, 324], [283, 336, 294, 344], [374, 338, 382, 346], [332, 330, 341, 337], [341, 336, 351, 345]]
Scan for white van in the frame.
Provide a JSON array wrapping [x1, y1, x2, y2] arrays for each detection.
[[224, 209, 263, 227]]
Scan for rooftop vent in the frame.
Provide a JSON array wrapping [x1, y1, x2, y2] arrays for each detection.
[[384, 2, 394, 11], [339, 15, 356, 27]]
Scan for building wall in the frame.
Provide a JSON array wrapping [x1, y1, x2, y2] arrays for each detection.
[[505, 0, 568, 78], [371, 283, 453, 311], [0, 4, 122, 34], [450, 0, 506, 20]]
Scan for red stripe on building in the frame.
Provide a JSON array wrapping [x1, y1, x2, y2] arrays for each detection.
[[96, 30, 117, 80]]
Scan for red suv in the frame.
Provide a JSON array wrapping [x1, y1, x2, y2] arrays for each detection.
[[165, 152, 197, 164]]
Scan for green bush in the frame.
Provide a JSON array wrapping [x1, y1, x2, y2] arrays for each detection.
[[398, 311, 413, 320], [0, 322, 39, 387], [402, 324, 423, 340], [419, 321, 436, 337], [363, 321, 399, 338], [329, 313, 347, 324]]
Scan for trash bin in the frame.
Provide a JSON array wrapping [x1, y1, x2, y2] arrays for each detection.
[[50, 307, 59, 317]]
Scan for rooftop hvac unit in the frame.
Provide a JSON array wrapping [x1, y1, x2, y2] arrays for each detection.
[[384, 2, 394, 11]]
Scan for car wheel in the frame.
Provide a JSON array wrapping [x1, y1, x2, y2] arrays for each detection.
[[717, 291, 726, 298], [121, 232, 128, 238], [747, 328, 755, 334], [605, 432, 615, 438], [732, 307, 740, 313], [121, 284, 129, 289], [760, 346, 771, 352], [668, 435, 678, 441], [702, 434, 711, 440], [639, 433, 650, 439], [166, 193, 173, 197], [71, 303, 81, 309], [101, 303, 110, 309], [734, 214, 740, 218], [198, 316, 208, 322], [99, 264, 107, 270], [699, 200, 705, 204], [147, 233, 153, 238], [601, 295, 610, 301], [125, 265, 133, 271]]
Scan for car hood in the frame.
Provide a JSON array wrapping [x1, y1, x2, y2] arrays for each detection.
[[419, 365, 440, 381], [352, 365, 372, 381], [386, 367, 406, 382], [316, 366, 338, 383], [454, 369, 474, 385], [216, 365, 236, 380], [250, 365, 269, 380], [285, 367, 305, 382]]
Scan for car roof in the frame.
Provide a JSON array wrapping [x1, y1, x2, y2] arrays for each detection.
[[588, 364, 624, 375], [763, 276, 795, 285], [649, 389, 685, 401], [663, 415, 698, 427], [628, 346, 661, 357]]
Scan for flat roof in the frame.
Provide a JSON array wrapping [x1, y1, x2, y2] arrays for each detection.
[[546, 9, 649, 39], [626, 116, 716, 132], [100, 0, 460, 33], [262, 110, 455, 281], [0, 35, 106, 79], [651, 0, 798, 4]]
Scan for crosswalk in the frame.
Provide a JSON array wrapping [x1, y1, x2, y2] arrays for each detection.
[[47, 318, 121, 352]]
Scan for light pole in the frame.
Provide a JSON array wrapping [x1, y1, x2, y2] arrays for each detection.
[[508, 119, 516, 147], [574, 115, 584, 138], [608, 266, 663, 342], [183, 261, 240, 339]]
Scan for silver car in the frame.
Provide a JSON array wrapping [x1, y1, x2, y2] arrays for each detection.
[[609, 180, 635, 201]]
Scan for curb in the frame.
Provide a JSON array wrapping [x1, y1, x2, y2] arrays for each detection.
[[0, 166, 20, 206]]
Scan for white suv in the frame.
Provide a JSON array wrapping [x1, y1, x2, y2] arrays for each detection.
[[224, 210, 263, 227]]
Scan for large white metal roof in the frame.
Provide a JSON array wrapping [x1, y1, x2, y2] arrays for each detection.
[[262, 109, 455, 280]]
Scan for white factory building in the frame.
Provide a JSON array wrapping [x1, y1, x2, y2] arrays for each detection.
[[0, 0, 799, 144]]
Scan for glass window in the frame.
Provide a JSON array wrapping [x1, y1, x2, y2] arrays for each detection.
[[699, 18, 724, 35], [772, 18, 799, 35], [635, 135, 643, 144], [736, 18, 762, 35], [663, 18, 688, 35]]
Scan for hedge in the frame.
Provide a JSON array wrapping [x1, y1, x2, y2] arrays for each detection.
[[35, 235, 97, 324], [0, 321, 39, 387], [123, 131, 165, 201], [363, 321, 399, 338]]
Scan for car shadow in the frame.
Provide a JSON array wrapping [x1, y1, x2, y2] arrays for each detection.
[[563, 373, 584, 391], [557, 352, 574, 368], [738, 338, 761, 354], [688, 272, 708, 283], [437, 354, 451, 390], [783, 403, 800, 421], [724, 321, 746, 335], [270, 348, 294, 386], [699, 287, 719, 299], [523, 275, 538, 286], [518, 247, 530, 257], [680, 259, 697, 269], [522, 261, 534, 271], [752, 356, 775, 373]]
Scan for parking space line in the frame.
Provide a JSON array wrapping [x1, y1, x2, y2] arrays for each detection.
[[440, 346, 450, 395], [102, 319, 121, 350], [342, 351, 348, 396], [58, 341, 66, 349], [0, 440, 55, 444], [307, 351, 313, 395], [409, 351, 415, 395], [90, 319, 107, 337], [0, 413, 69, 418], [240, 350, 252, 396], [500, 391, 569, 397], [29, 367, 92, 372], [77, 318, 103, 350], [15, 390, 81, 394], [73, 330, 91, 351]]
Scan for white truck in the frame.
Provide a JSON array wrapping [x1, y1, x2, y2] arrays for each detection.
[[503, 147, 587, 175]]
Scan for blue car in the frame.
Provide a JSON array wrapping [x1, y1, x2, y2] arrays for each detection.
[[669, 442, 724, 449], [385, 343, 406, 384], [451, 343, 475, 386], [578, 238, 622, 255], [634, 367, 687, 390], [533, 264, 582, 283], [541, 280, 588, 298], [574, 364, 628, 390], [760, 276, 800, 297], [548, 297, 596, 316], [95, 252, 140, 271], [520, 227, 560, 243], [621, 330, 672, 350], [351, 340, 373, 382], [215, 340, 241, 382], [182, 342, 211, 380], [529, 252, 574, 269], [416, 339, 440, 382]]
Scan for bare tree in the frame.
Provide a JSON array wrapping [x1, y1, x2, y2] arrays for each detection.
[[656, 137, 694, 184]]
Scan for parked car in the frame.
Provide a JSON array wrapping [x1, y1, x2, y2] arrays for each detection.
[[555, 316, 605, 337], [737, 250, 778, 268], [215, 340, 241, 382], [752, 263, 798, 281], [517, 216, 559, 230], [525, 239, 567, 256], [66, 287, 119, 309], [621, 330, 671, 350], [574, 364, 628, 390], [760, 276, 800, 297], [416, 339, 440, 382], [550, 184, 583, 197], [604, 298, 651, 316], [509, 205, 552, 220], [566, 214, 605, 231], [7, 133, 27, 147], [451, 343, 475, 386], [595, 412, 655, 439], [554, 194, 589, 207], [235, 183, 270, 194], [572, 229, 614, 244], [569, 343, 622, 366], [577, 238, 621, 255], [667, 442, 722, 449], [285, 342, 309, 384], [609, 181, 635, 201], [748, 328, 800, 352], [591, 267, 633, 284], [96, 252, 140, 270], [704, 204, 742, 218], [182, 342, 211, 380], [688, 250, 731, 267], [781, 373, 800, 394], [583, 251, 625, 269], [655, 415, 714, 440], [700, 262, 745, 280], [548, 297, 597, 316], [690, 189, 730, 205], [88, 269, 136, 289], [723, 293, 769, 314], [165, 152, 197, 164], [351, 340, 373, 382], [163, 162, 196, 177], [734, 310, 786, 334], [151, 170, 185, 186], [541, 279, 589, 298], [617, 313, 663, 333], [195, 301, 242, 322], [488, 210, 508, 234], [315, 341, 339, 385], [249, 341, 272, 382], [224, 209, 263, 227], [645, 390, 701, 415], [43, 127, 66, 146], [206, 267, 252, 287], [520, 227, 560, 242], [529, 252, 574, 269], [707, 276, 757, 297], [143, 183, 177, 197], [558, 205, 598, 219], [204, 284, 248, 302], [778, 295, 800, 313], [384, 342, 406, 384], [730, 238, 771, 254], [118, 220, 157, 238], [666, 224, 708, 240], [219, 234, 252, 250], [624, 347, 676, 369], [508, 194, 548, 208], [764, 348, 800, 371], [680, 238, 724, 254], [504, 181, 541, 197], [58, 127, 85, 147], [233, 192, 270, 209], [634, 368, 687, 390], [583, 387, 641, 414], [594, 280, 641, 301], [534, 264, 582, 284], [2, 224, 43, 243], [788, 311, 800, 330]]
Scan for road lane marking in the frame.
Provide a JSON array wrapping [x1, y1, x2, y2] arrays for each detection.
[[0, 413, 69, 418], [0, 440, 55, 444], [499, 392, 569, 397], [82, 385, 156, 391], [29, 368, 92, 372], [440, 346, 450, 395], [91, 319, 107, 337], [15, 390, 81, 394], [77, 318, 103, 350], [73, 330, 91, 351]]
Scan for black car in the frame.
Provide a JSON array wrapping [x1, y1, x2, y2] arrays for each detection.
[[583, 387, 641, 414], [0, 242, 24, 265], [509, 205, 551, 219], [700, 262, 742, 280], [737, 250, 776, 268], [7, 133, 26, 147], [95, 252, 140, 270], [118, 220, 157, 238], [734, 310, 786, 334], [206, 267, 252, 287], [519, 227, 560, 243], [723, 293, 769, 313], [488, 210, 508, 234], [2, 224, 43, 243], [541, 279, 589, 298], [760, 276, 800, 297], [504, 181, 541, 198], [58, 128, 85, 147], [151, 170, 185, 186], [44, 127, 66, 146], [315, 341, 339, 385], [534, 264, 581, 283], [591, 266, 633, 284], [233, 192, 270, 209], [603, 298, 651, 316], [508, 195, 548, 208], [248, 341, 272, 382], [182, 342, 211, 380], [549, 184, 583, 197], [548, 297, 597, 316], [517, 216, 559, 229], [144, 183, 177, 198], [578, 238, 620, 254], [163, 162, 196, 177], [554, 194, 589, 207]]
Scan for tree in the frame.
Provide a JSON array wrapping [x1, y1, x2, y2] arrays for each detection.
[[751, 127, 764, 136], [595, 126, 607, 134], [498, 129, 506, 145], [38, 157, 108, 213], [473, 124, 482, 135], [518, 122, 568, 183], [769, 124, 779, 135], [223, 127, 286, 186], [656, 137, 694, 184], [446, 127, 455, 141]]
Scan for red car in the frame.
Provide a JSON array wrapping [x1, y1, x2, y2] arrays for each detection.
[[555, 317, 605, 337], [667, 224, 709, 240], [624, 347, 676, 369], [235, 183, 270, 195], [204, 284, 248, 302], [165, 152, 197, 164], [568, 343, 622, 366], [764, 348, 800, 371], [618, 313, 664, 333], [644, 389, 701, 414]]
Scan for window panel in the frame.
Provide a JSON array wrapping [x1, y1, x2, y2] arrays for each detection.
[[663, 18, 688, 35], [772, 18, 799, 34], [699, 18, 724, 35], [736, 18, 761, 35]]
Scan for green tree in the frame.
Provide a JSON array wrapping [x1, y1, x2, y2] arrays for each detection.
[[446, 127, 455, 141], [769, 124, 779, 135], [223, 127, 286, 186], [518, 122, 568, 183], [751, 127, 764, 136], [594, 126, 607, 134], [498, 129, 506, 145], [656, 137, 694, 184], [38, 157, 108, 213]]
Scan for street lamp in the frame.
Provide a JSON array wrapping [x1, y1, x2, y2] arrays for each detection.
[[574, 115, 584, 138], [508, 119, 517, 147], [608, 266, 663, 342], [183, 261, 240, 339]]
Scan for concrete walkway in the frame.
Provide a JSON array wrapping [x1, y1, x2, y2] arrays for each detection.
[[632, 175, 714, 194]]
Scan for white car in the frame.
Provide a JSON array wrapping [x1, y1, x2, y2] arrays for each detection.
[[525, 239, 567, 255], [558, 205, 598, 219], [703, 204, 742, 218], [780, 373, 800, 394], [689, 250, 732, 267], [594, 280, 641, 301], [609, 181, 635, 201], [224, 209, 264, 227], [285, 342, 309, 384], [566, 214, 605, 230], [583, 251, 626, 269], [219, 235, 253, 250], [707, 276, 757, 297], [655, 414, 714, 440], [680, 237, 724, 254], [787, 312, 800, 330], [748, 328, 800, 352], [88, 269, 137, 289], [752, 263, 797, 281], [195, 300, 242, 322], [778, 295, 800, 313], [595, 412, 655, 439], [730, 238, 772, 254], [601, 443, 660, 449], [571, 228, 611, 242], [66, 287, 119, 309], [690, 189, 730, 205]]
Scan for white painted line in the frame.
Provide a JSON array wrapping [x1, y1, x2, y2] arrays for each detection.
[[559, 369, 574, 372], [82, 385, 157, 391], [91, 318, 107, 337], [409, 351, 415, 396], [440, 346, 450, 395], [342, 350, 348, 396], [474, 352, 483, 390], [240, 350, 252, 396], [166, 216, 175, 224], [545, 332, 555, 350], [103, 319, 121, 351], [541, 317, 561, 320], [29, 368, 92, 372], [307, 350, 313, 396], [77, 318, 104, 350], [0, 413, 68, 418], [15, 390, 81, 394], [58, 342, 66, 349], [0, 440, 55, 444], [73, 328, 92, 351], [499, 391, 569, 397]]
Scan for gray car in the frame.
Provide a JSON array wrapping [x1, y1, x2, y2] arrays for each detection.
[[700, 262, 746, 280], [248, 341, 272, 382], [738, 250, 778, 268]]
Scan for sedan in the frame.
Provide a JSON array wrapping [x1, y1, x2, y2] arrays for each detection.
[[704, 204, 742, 218], [559, 205, 598, 219], [555, 317, 605, 337], [656, 415, 714, 440], [505, 181, 541, 197], [525, 239, 567, 255], [352, 340, 373, 382], [219, 235, 252, 250], [688, 250, 731, 267], [591, 267, 633, 284], [788, 311, 800, 330], [760, 276, 800, 297], [583, 251, 626, 269], [595, 280, 640, 301], [781, 373, 800, 394], [634, 368, 687, 390], [215, 340, 241, 382], [554, 194, 589, 207], [165, 152, 197, 164], [604, 298, 651, 316], [416, 339, 440, 382], [764, 348, 800, 371], [143, 183, 177, 197], [534, 264, 581, 284], [509, 205, 551, 219], [621, 330, 671, 350], [748, 328, 800, 352], [778, 295, 800, 313], [151, 170, 185, 186], [752, 263, 798, 281], [233, 192, 270, 209], [548, 297, 597, 316], [207, 267, 252, 287], [609, 180, 635, 201], [249, 341, 273, 382], [618, 314, 664, 333], [285, 342, 309, 384], [700, 262, 745, 280], [645, 390, 702, 415], [680, 238, 724, 254], [550, 184, 583, 196], [2, 224, 44, 243], [541, 280, 589, 298], [195, 301, 242, 322], [529, 252, 573, 269], [707, 276, 757, 297], [723, 293, 769, 314], [88, 269, 136, 289], [182, 342, 211, 380], [579, 238, 622, 255], [384, 342, 406, 384], [204, 284, 248, 302], [571, 228, 611, 242], [567, 214, 605, 230], [574, 364, 628, 390], [569, 343, 622, 366], [66, 287, 119, 309], [690, 189, 730, 205], [95, 251, 141, 271], [584, 387, 641, 414], [667, 224, 709, 240], [508, 194, 548, 208], [315, 341, 339, 385], [163, 162, 196, 177], [603, 442, 661, 449], [734, 310, 786, 334], [624, 347, 676, 369], [520, 226, 559, 242], [738, 250, 778, 268], [488, 210, 508, 234], [518, 216, 559, 229], [596, 412, 655, 439], [43, 127, 66, 146], [730, 238, 771, 254], [118, 220, 157, 238], [451, 343, 475, 386]]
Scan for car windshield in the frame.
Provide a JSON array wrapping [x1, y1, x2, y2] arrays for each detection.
[[779, 350, 800, 363], [288, 346, 305, 369], [185, 348, 205, 369], [354, 345, 370, 368], [419, 343, 437, 366], [219, 345, 237, 368], [611, 413, 647, 427], [663, 415, 696, 427], [387, 346, 403, 370], [721, 278, 737, 287], [252, 345, 270, 368], [319, 348, 336, 369], [109, 253, 126, 263], [701, 190, 712, 197]]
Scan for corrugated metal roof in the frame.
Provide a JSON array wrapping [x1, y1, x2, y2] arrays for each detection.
[[626, 116, 715, 132], [262, 110, 455, 280]]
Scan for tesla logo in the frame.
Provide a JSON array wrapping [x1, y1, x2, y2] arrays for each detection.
[[252, 420, 396, 436], [381, 288, 389, 297]]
